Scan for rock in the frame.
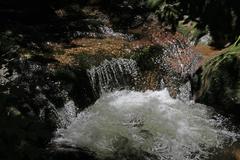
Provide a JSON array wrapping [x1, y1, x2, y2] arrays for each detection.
[[197, 32, 213, 46], [47, 144, 97, 160], [192, 43, 240, 114], [0, 52, 96, 160], [0, 64, 11, 85], [130, 15, 145, 28], [209, 142, 240, 160], [132, 42, 201, 97]]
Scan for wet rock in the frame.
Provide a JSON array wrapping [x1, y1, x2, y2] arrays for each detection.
[[198, 32, 213, 46], [0, 51, 96, 160], [54, 67, 96, 108], [132, 42, 201, 97], [130, 15, 145, 28], [0, 64, 12, 85], [192, 43, 240, 114], [3, 58, 97, 126], [209, 142, 240, 160], [47, 144, 97, 160]]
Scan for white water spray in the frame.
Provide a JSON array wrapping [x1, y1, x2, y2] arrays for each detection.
[[87, 58, 139, 95], [53, 89, 239, 160]]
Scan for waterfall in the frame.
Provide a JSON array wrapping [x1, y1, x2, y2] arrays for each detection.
[[72, 25, 134, 40], [37, 93, 78, 128], [58, 100, 78, 127], [87, 58, 139, 96], [50, 38, 238, 160]]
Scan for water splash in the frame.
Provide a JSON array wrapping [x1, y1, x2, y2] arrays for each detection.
[[58, 100, 78, 127], [87, 58, 139, 96], [161, 40, 201, 78], [72, 26, 134, 40], [53, 89, 240, 160], [176, 81, 192, 102]]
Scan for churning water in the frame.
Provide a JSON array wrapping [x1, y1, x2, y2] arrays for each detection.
[[53, 89, 240, 160]]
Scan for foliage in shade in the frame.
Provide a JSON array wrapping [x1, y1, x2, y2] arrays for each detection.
[[147, 0, 240, 46], [194, 36, 240, 113]]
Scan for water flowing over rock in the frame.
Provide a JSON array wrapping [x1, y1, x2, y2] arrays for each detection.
[[58, 100, 78, 127], [176, 81, 192, 101], [161, 40, 201, 79], [2, 4, 240, 160], [133, 40, 201, 96], [1, 59, 79, 128], [72, 27, 132, 40], [87, 58, 139, 96], [71, 19, 135, 40], [161, 41, 201, 97], [53, 89, 240, 160]]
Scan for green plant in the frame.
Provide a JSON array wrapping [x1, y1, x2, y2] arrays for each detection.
[[198, 36, 240, 101], [148, 0, 181, 30]]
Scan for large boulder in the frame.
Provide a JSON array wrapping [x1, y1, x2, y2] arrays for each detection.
[[192, 41, 240, 114], [131, 40, 201, 98], [0, 32, 97, 160]]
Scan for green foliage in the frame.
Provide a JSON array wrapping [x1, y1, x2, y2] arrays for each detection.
[[156, 2, 180, 24], [231, 36, 240, 49], [202, 36, 240, 83], [196, 36, 240, 111], [147, 0, 240, 46], [177, 20, 207, 43], [148, 0, 181, 29], [147, 0, 161, 7]]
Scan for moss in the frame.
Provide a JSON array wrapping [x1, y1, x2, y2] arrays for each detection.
[[131, 45, 164, 71], [195, 37, 240, 113]]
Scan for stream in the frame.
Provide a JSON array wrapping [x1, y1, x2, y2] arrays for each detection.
[[1, 3, 240, 160], [47, 12, 239, 159]]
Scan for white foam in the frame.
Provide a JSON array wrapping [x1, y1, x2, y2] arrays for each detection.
[[53, 89, 240, 160]]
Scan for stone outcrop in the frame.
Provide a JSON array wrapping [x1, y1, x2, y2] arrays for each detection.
[[0, 32, 97, 160], [192, 41, 240, 114]]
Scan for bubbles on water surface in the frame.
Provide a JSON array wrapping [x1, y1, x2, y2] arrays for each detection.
[[53, 89, 240, 160]]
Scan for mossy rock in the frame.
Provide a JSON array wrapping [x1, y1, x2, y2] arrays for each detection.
[[72, 52, 116, 69], [193, 38, 240, 114], [131, 45, 164, 71]]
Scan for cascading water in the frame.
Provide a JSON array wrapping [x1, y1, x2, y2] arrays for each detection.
[[72, 25, 134, 40], [53, 89, 240, 160], [161, 39, 201, 77], [51, 34, 239, 159], [87, 58, 139, 95], [58, 100, 78, 127]]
